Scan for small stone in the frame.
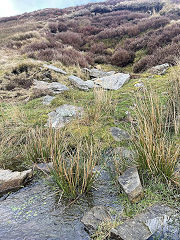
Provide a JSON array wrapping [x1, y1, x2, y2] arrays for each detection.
[[43, 64, 67, 75], [42, 95, 55, 105], [118, 167, 143, 202], [148, 63, 169, 75], [46, 104, 83, 128], [94, 73, 130, 90], [134, 82, 144, 88], [0, 169, 33, 194], [81, 206, 111, 233], [110, 127, 130, 141]]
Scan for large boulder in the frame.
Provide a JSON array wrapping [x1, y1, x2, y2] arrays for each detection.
[[33, 80, 69, 94], [118, 167, 143, 202], [148, 63, 169, 75], [46, 104, 83, 128], [0, 169, 33, 195], [43, 64, 67, 75], [68, 75, 94, 90], [84, 68, 115, 78], [94, 73, 130, 90], [111, 205, 177, 240], [81, 206, 111, 234]]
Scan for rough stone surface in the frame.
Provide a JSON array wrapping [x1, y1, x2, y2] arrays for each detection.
[[84, 68, 115, 78], [94, 73, 130, 90], [111, 205, 177, 240], [148, 63, 169, 75], [33, 162, 53, 173], [43, 64, 67, 75], [81, 206, 111, 233], [118, 167, 143, 202], [42, 95, 55, 105], [68, 75, 94, 90], [33, 80, 69, 94], [0, 169, 33, 194], [134, 82, 144, 88], [110, 127, 130, 141], [46, 104, 83, 128]]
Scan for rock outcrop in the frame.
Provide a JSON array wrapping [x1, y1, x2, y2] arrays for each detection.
[[111, 205, 177, 240], [33, 80, 69, 94], [42, 95, 55, 105], [94, 73, 130, 90], [84, 68, 115, 78], [46, 104, 83, 128], [81, 206, 111, 233], [68, 75, 94, 90], [0, 169, 33, 194], [148, 63, 169, 75], [43, 64, 67, 75], [110, 127, 130, 141]]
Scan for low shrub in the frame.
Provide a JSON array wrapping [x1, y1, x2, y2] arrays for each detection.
[[111, 47, 135, 67], [56, 31, 84, 49]]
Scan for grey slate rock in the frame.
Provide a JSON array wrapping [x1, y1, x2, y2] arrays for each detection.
[[0, 169, 33, 194], [110, 127, 130, 141], [33, 80, 69, 94], [46, 104, 83, 128], [111, 204, 177, 240], [84, 68, 115, 78], [43, 64, 67, 75], [42, 95, 55, 105], [81, 206, 111, 234], [33, 162, 53, 173], [68, 75, 94, 90], [118, 167, 143, 202], [94, 73, 130, 90], [148, 63, 169, 75]]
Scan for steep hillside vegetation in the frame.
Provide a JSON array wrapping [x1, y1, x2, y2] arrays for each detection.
[[0, 0, 179, 72]]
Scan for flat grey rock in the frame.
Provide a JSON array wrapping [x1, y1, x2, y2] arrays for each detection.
[[94, 73, 130, 90], [81, 206, 110, 234], [148, 63, 169, 75], [43, 64, 67, 75], [68, 75, 94, 90], [118, 167, 143, 202], [42, 95, 55, 105], [134, 82, 144, 88], [33, 80, 69, 94], [46, 104, 83, 128], [111, 205, 177, 240], [110, 127, 130, 141], [0, 169, 33, 194], [84, 68, 115, 78]]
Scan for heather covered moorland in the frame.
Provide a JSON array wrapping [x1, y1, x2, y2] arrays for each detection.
[[0, 0, 179, 239]]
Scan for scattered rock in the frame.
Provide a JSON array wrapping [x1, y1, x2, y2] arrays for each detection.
[[42, 95, 55, 105], [110, 127, 130, 141], [134, 82, 144, 88], [68, 75, 94, 90], [46, 104, 83, 128], [81, 206, 111, 233], [0, 169, 33, 195], [43, 64, 67, 75], [33, 80, 69, 94], [84, 68, 115, 78], [33, 162, 53, 173], [118, 167, 143, 202], [148, 63, 169, 75], [111, 204, 177, 240], [94, 73, 130, 90]]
